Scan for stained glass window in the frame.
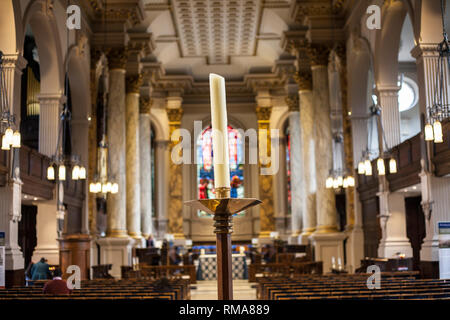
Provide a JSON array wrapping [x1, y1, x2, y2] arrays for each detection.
[[197, 125, 244, 217], [285, 125, 292, 215]]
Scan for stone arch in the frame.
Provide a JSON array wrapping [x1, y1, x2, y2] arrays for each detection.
[[22, 0, 64, 94], [374, 1, 409, 87], [0, 0, 23, 53]]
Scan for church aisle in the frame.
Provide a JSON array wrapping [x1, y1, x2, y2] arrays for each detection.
[[191, 280, 257, 300]]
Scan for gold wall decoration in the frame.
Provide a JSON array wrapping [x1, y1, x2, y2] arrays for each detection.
[[256, 106, 275, 237], [166, 107, 184, 238]]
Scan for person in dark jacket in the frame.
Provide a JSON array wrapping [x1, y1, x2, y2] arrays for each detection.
[[43, 269, 71, 295], [31, 257, 51, 280]]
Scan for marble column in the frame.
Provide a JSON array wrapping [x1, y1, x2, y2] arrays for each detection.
[[285, 95, 303, 238], [306, 44, 344, 272], [37, 93, 65, 157], [154, 140, 169, 238], [98, 47, 133, 278], [139, 97, 153, 239], [376, 86, 401, 148], [256, 104, 275, 238], [0, 53, 26, 285], [295, 70, 317, 242], [167, 106, 184, 239], [105, 48, 128, 238], [125, 74, 143, 245], [308, 45, 337, 234]]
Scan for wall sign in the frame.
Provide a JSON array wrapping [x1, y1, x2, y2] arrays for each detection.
[[438, 222, 450, 279]]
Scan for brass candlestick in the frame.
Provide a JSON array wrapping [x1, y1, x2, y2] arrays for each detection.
[[184, 187, 261, 300]]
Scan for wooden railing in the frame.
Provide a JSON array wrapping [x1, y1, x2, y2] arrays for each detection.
[[248, 262, 323, 282], [122, 265, 197, 284]]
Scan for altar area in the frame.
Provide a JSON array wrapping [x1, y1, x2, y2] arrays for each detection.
[[196, 253, 249, 280]]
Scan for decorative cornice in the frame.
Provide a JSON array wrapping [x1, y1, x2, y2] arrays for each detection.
[[106, 47, 128, 70], [294, 70, 312, 91], [126, 74, 143, 94], [291, 0, 333, 23], [139, 97, 152, 114], [256, 106, 272, 122], [166, 107, 183, 123], [285, 95, 299, 112], [307, 43, 330, 66]]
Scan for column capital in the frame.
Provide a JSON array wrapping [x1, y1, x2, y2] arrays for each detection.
[[166, 107, 183, 124], [126, 74, 143, 94], [139, 96, 153, 114], [294, 70, 313, 91], [307, 43, 330, 67], [37, 92, 66, 105], [0, 53, 27, 71], [255, 106, 272, 122], [285, 94, 299, 112], [106, 47, 128, 70], [375, 85, 400, 96], [411, 43, 441, 60]]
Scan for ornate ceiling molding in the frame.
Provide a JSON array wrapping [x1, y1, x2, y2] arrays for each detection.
[[171, 0, 261, 65], [84, 0, 145, 27]]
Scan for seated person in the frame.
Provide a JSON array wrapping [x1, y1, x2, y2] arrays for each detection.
[[43, 269, 71, 295], [169, 247, 182, 265], [263, 245, 277, 264], [31, 257, 52, 280]]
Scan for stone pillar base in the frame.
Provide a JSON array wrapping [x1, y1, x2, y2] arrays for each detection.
[[345, 227, 364, 273], [378, 238, 413, 258], [97, 237, 133, 279], [309, 232, 346, 273]]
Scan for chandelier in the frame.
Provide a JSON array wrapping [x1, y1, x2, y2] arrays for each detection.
[[88, 75, 118, 195], [326, 134, 355, 190], [46, 102, 86, 182], [357, 104, 397, 177], [424, 0, 449, 143], [0, 51, 21, 150]]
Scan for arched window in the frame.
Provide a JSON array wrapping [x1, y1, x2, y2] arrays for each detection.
[[285, 124, 292, 215], [196, 125, 244, 217]]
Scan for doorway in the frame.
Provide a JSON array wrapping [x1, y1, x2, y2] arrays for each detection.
[[404, 196, 426, 271], [18, 205, 37, 269]]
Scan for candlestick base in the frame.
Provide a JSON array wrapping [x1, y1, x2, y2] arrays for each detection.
[[184, 197, 261, 300]]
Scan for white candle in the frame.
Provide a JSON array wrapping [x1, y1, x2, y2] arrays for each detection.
[[209, 73, 230, 189]]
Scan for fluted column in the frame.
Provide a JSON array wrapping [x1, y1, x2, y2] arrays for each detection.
[[139, 97, 153, 239], [256, 100, 275, 238], [105, 48, 128, 237], [295, 70, 317, 241], [412, 43, 450, 262], [37, 93, 65, 157], [167, 104, 184, 239], [376, 86, 401, 148], [309, 44, 337, 233], [125, 74, 143, 243], [285, 95, 302, 237], [0, 53, 26, 286]]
